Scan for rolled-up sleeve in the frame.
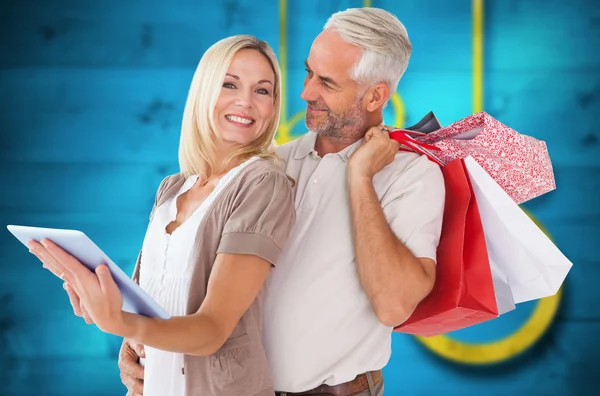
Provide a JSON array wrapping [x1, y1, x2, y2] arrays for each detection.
[[217, 171, 296, 266]]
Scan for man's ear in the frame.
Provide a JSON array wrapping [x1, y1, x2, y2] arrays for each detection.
[[363, 82, 390, 112]]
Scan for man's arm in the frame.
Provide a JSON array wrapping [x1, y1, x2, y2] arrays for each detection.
[[349, 174, 436, 327], [348, 127, 444, 327]]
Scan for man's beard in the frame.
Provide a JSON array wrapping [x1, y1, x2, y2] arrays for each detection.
[[305, 95, 369, 142]]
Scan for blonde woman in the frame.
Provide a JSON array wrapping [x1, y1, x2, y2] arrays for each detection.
[[28, 35, 296, 396]]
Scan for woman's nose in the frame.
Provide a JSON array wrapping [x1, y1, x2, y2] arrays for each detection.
[[234, 89, 254, 108]]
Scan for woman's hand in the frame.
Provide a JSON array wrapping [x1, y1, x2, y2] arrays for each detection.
[[28, 239, 129, 336], [63, 281, 95, 325]]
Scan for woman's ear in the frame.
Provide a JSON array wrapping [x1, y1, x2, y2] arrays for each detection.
[[363, 82, 390, 112]]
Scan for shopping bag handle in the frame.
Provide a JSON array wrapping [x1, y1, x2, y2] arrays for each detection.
[[389, 129, 444, 166]]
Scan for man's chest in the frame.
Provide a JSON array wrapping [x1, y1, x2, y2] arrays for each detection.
[[286, 155, 398, 214]]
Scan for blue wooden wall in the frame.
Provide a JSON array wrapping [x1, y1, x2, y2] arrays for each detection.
[[0, 0, 598, 395]]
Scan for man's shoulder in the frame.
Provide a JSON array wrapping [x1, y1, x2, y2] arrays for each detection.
[[386, 151, 444, 184]]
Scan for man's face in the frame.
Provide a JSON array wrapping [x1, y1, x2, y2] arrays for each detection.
[[301, 29, 370, 141]]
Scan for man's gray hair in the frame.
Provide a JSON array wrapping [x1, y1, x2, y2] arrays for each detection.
[[324, 7, 412, 97]]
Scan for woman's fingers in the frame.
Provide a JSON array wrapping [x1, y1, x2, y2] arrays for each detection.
[[28, 241, 65, 279], [63, 282, 83, 317]]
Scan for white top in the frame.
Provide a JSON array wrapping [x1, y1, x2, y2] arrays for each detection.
[[265, 132, 445, 392], [139, 157, 259, 396]]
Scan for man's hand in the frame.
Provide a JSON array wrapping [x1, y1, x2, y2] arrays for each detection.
[[348, 125, 400, 180], [119, 338, 145, 395]]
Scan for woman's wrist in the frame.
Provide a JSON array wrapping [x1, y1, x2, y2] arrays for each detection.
[[117, 312, 144, 340]]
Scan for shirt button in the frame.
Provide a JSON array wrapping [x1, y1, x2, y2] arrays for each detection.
[[313, 178, 319, 184]]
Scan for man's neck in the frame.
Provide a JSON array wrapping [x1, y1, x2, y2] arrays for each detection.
[[314, 135, 359, 156], [313, 114, 384, 156]]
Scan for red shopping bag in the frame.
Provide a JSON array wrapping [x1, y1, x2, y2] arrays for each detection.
[[393, 158, 499, 337]]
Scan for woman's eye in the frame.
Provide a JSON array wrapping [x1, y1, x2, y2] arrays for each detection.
[[256, 88, 270, 95], [223, 82, 236, 89]]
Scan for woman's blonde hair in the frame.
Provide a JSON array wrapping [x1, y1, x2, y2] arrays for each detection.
[[178, 35, 282, 180]]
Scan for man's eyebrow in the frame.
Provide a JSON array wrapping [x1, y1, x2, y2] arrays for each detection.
[[304, 59, 340, 88]]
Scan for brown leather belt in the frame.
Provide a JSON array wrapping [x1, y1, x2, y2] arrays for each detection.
[[275, 370, 383, 396]]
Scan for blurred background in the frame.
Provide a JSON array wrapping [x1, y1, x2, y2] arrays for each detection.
[[0, 0, 599, 395]]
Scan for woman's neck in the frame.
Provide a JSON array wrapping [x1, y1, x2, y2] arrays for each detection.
[[197, 151, 248, 187]]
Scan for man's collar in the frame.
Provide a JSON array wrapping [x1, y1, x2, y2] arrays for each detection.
[[293, 131, 319, 159], [293, 131, 364, 162], [336, 137, 364, 162]]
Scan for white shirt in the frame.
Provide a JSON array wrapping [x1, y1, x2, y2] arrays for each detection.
[[264, 132, 445, 392], [139, 157, 259, 396]]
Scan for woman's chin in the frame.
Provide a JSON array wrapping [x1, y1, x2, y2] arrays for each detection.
[[219, 136, 256, 148]]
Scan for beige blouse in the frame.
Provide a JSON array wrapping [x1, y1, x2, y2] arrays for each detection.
[[132, 158, 296, 396]]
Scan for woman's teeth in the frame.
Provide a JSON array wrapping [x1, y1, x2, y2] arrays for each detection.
[[226, 115, 254, 124]]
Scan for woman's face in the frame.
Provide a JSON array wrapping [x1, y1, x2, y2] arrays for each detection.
[[213, 49, 276, 148]]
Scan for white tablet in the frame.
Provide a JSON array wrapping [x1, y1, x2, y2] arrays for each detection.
[[7, 225, 170, 319]]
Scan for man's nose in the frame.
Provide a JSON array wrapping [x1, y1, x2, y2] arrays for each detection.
[[300, 77, 319, 102]]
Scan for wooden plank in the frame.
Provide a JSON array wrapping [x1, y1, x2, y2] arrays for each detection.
[[2, 161, 597, 219], [0, 214, 147, 358], [396, 71, 473, 128], [0, 163, 176, 214], [485, 71, 600, 167], [0, 0, 476, 72], [286, 0, 473, 73], [3, 68, 599, 166], [0, 221, 146, 280], [0, 68, 188, 164], [533, 217, 600, 264], [0, 357, 124, 396], [2, 320, 598, 396], [0, 0, 279, 68], [385, 322, 600, 395], [520, 167, 600, 220], [0, 214, 150, 360], [0, 212, 149, 265], [4, 0, 596, 73], [0, 69, 473, 162], [0, 213, 148, 281], [1, 311, 113, 358], [558, 260, 600, 320], [486, 0, 600, 72]]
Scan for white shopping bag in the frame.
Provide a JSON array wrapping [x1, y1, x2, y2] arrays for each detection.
[[487, 253, 516, 315], [463, 156, 573, 305]]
